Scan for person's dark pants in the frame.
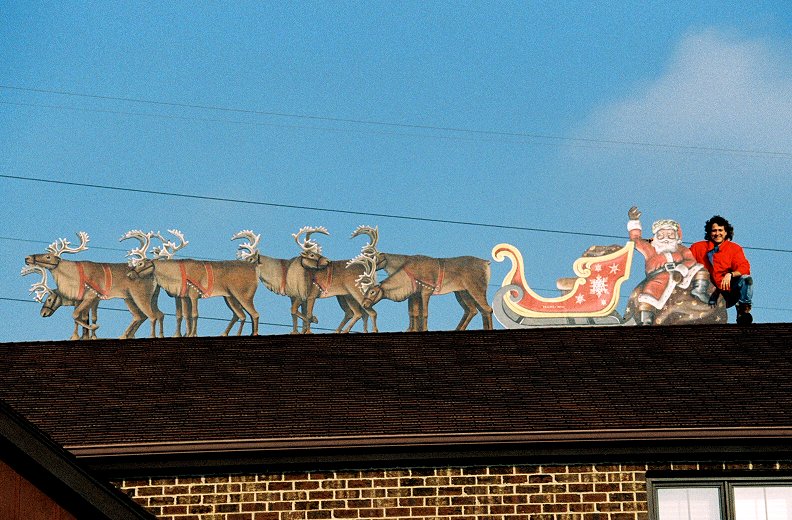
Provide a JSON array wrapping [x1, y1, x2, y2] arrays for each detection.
[[709, 275, 753, 322]]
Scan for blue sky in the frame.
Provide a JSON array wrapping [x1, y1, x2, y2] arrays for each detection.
[[2, 2, 791, 342]]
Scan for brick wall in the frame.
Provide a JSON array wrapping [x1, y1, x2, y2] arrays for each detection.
[[115, 461, 786, 520]]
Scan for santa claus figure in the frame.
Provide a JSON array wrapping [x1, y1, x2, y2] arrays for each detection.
[[627, 207, 710, 325]]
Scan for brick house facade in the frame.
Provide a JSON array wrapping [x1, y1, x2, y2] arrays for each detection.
[[2, 324, 791, 519]]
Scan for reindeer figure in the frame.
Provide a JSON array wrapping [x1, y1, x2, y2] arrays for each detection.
[[123, 229, 260, 337], [21, 265, 99, 339], [24, 232, 164, 339], [350, 226, 493, 331], [299, 228, 379, 333], [235, 227, 330, 334]]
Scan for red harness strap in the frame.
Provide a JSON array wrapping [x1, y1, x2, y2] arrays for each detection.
[[277, 260, 289, 295], [76, 262, 113, 300], [402, 260, 444, 294], [312, 264, 334, 296], [179, 262, 214, 298]]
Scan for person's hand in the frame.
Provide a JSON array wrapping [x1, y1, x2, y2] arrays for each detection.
[[628, 206, 641, 220], [720, 272, 732, 291]]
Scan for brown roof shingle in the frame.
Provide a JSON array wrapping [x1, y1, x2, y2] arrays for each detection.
[[0, 324, 790, 463]]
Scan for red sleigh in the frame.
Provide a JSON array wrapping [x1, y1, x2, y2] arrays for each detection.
[[491, 242, 634, 325]]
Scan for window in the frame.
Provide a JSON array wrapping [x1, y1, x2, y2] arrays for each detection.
[[649, 477, 792, 520]]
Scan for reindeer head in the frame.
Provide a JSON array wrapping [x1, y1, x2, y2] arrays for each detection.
[[120, 230, 158, 279], [346, 253, 382, 307], [232, 230, 261, 263], [21, 265, 63, 317], [293, 226, 331, 270], [25, 231, 89, 270], [350, 225, 385, 269]]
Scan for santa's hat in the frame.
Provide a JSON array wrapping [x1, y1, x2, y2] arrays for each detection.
[[652, 219, 682, 240]]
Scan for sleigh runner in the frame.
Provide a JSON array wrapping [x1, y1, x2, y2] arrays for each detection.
[[491, 242, 636, 328]]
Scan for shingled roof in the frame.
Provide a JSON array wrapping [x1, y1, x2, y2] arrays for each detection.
[[1, 324, 791, 474]]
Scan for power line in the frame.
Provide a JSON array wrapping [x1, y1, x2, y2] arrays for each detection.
[[3, 84, 792, 158], [2, 173, 790, 253], [0, 100, 609, 151], [0, 297, 345, 333], [4, 296, 789, 318]]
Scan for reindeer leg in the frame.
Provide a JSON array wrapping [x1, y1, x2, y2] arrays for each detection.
[[129, 287, 161, 339], [188, 295, 199, 337], [366, 306, 377, 333], [73, 311, 83, 340], [419, 290, 432, 331], [79, 307, 92, 339], [335, 296, 353, 333], [71, 297, 99, 340], [302, 298, 318, 334], [341, 296, 364, 333], [454, 291, 477, 331], [467, 288, 494, 330], [173, 297, 186, 337], [89, 302, 99, 339], [222, 297, 243, 336], [233, 291, 259, 336], [290, 297, 301, 334], [407, 295, 420, 332], [121, 297, 145, 339], [150, 286, 164, 338]]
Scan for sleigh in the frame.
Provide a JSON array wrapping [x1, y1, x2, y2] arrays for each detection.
[[491, 242, 636, 328]]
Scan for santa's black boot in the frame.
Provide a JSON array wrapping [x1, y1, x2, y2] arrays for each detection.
[[638, 310, 655, 326]]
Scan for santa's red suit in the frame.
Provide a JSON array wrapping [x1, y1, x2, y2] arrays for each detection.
[[628, 220, 702, 310]]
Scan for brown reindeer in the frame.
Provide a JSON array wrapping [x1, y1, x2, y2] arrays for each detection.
[[21, 265, 100, 339], [24, 232, 164, 340], [123, 229, 260, 337], [234, 227, 330, 334], [349, 226, 493, 331], [299, 229, 378, 333]]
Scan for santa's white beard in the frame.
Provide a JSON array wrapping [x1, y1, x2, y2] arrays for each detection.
[[652, 238, 680, 254]]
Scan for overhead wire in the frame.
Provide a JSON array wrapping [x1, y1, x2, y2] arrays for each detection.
[[0, 297, 341, 332], [1, 174, 790, 253], [3, 84, 792, 158]]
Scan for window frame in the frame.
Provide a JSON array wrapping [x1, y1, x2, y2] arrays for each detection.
[[648, 475, 792, 520]]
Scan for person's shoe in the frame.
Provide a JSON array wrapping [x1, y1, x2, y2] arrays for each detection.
[[736, 303, 753, 325]]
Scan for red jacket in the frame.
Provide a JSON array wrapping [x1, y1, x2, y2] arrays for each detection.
[[689, 240, 751, 287]]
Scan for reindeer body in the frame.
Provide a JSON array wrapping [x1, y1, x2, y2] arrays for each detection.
[[135, 259, 260, 337], [365, 253, 493, 332], [24, 255, 164, 339], [254, 253, 327, 334], [306, 260, 377, 333]]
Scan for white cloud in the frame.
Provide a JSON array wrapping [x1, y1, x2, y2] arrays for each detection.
[[580, 28, 792, 153]]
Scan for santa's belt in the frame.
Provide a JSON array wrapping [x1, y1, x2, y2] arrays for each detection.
[[647, 262, 679, 278]]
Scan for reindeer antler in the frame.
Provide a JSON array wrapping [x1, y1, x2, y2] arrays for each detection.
[[120, 229, 157, 267], [293, 226, 329, 254], [347, 253, 378, 294], [232, 230, 261, 261], [153, 229, 189, 259], [351, 225, 379, 256], [21, 265, 53, 302], [46, 231, 89, 257]]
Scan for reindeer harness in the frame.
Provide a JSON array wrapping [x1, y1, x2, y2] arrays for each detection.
[[178, 261, 215, 298], [402, 259, 445, 294], [76, 262, 113, 300], [311, 263, 334, 296]]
